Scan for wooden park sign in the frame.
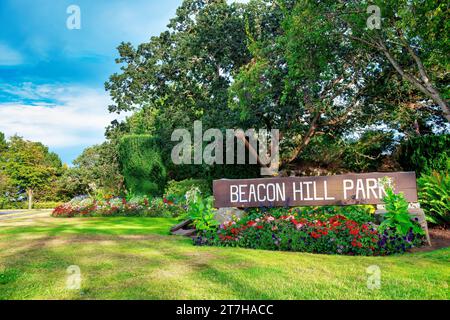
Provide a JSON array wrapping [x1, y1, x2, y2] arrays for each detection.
[[213, 172, 418, 208]]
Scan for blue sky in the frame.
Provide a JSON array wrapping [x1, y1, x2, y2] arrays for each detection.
[[0, 0, 184, 164]]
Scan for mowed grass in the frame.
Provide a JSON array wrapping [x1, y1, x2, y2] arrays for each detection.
[[0, 213, 448, 300]]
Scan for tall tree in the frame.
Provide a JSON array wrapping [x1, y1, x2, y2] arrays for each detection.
[[0, 132, 6, 153], [105, 0, 256, 141], [231, 0, 382, 165], [317, 0, 449, 122], [1, 136, 62, 209], [70, 142, 123, 195]]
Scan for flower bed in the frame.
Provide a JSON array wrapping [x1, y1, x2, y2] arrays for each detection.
[[52, 195, 183, 218], [199, 207, 424, 256]]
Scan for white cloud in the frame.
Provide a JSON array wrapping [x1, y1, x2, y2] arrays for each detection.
[[0, 43, 23, 66], [0, 84, 125, 148]]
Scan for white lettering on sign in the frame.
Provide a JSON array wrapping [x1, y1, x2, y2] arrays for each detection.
[[343, 179, 354, 199], [324, 181, 335, 201], [230, 185, 239, 203], [215, 172, 417, 208], [229, 177, 390, 204], [366, 178, 378, 199], [343, 178, 387, 200]]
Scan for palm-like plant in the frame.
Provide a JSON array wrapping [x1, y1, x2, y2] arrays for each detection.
[[418, 171, 450, 226]]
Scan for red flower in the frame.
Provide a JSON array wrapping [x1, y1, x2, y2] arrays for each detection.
[[247, 221, 257, 227], [311, 232, 322, 239], [256, 225, 264, 230]]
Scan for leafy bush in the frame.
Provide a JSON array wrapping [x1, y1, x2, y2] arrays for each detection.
[[380, 186, 424, 236], [164, 179, 211, 200], [418, 171, 450, 226], [397, 134, 450, 175], [118, 135, 167, 196], [0, 200, 63, 210], [32, 202, 63, 209], [0, 199, 24, 210], [183, 187, 218, 232]]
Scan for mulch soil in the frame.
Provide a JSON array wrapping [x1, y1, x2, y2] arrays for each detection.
[[409, 226, 450, 253]]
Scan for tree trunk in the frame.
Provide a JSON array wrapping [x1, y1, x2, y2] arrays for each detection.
[[377, 40, 450, 123], [285, 113, 321, 165], [27, 189, 33, 210]]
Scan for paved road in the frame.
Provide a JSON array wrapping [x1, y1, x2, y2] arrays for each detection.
[[0, 209, 52, 221]]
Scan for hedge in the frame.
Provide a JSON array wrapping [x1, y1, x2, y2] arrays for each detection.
[[398, 134, 450, 175], [118, 135, 167, 196]]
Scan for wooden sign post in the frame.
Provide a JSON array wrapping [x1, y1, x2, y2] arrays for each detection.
[[213, 172, 418, 208], [213, 172, 431, 245]]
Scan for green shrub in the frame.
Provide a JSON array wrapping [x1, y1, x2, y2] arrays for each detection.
[[183, 187, 218, 232], [397, 134, 450, 175], [418, 171, 450, 226], [0, 201, 62, 210], [380, 186, 424, 236], [164, 179, 211, 199], [33, 202, 63, 209], [118, 135, 167, 196], [0, 200, 25, 210]]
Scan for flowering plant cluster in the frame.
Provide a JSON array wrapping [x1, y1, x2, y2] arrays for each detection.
[[52, 195, 183, 218], [203, 212, 423, 256]]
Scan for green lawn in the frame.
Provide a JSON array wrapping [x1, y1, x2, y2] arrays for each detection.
[[0, 213, 448, 300]]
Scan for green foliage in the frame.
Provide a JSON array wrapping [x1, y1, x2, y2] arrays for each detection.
[[0, 135, 63, 207], [104, 0, 264, 181], [164, 179, 211, 199], [342, 131, 395, 172], [0, 199, 23, 210], [418, 171, 450, 226], [0, 201, 62, 210], [380, 186, 424, 236], [0, 132, 7, 153], [118, 135, 167, 196], [184, 187, 218, 232], [298, 131, 395, 172], [67, 142, 123, 197], [1, 136, 61, 190], [398, 134, 450, 175]]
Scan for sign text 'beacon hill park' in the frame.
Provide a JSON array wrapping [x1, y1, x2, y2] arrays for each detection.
[[213, 172, 418, 208]]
